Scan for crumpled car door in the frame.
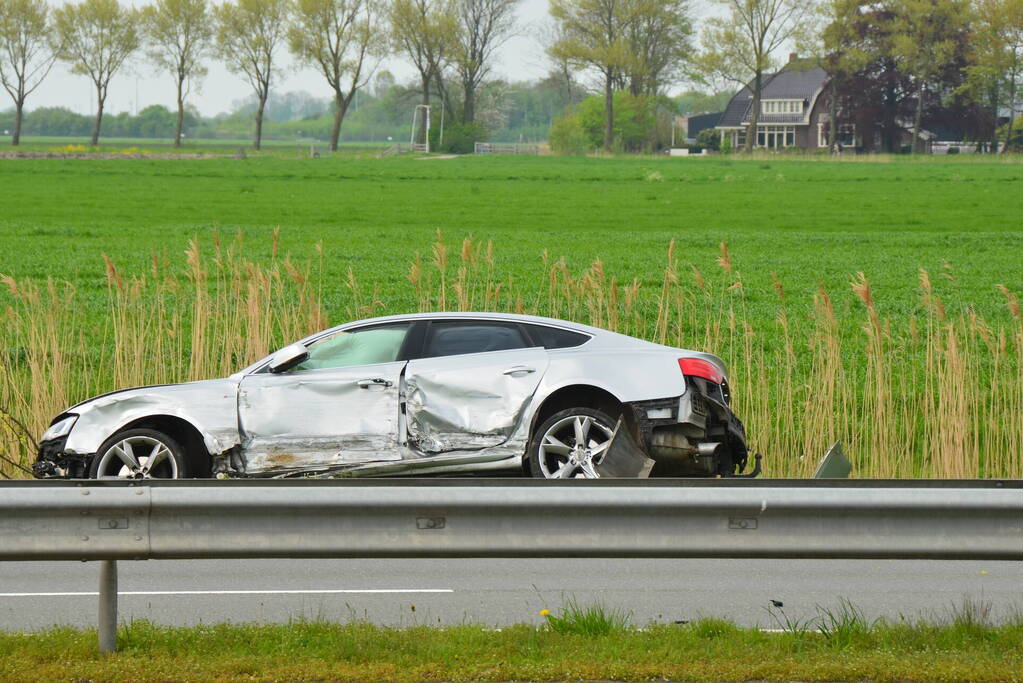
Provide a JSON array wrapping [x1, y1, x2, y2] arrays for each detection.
[[403, 348, 549, 453], [238, 361, 406, 474]]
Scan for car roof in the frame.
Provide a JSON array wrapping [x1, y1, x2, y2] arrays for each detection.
[[237, 312, 727, 377], [316, 312, 648, 346]]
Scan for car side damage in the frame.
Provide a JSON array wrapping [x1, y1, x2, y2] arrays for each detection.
[[31, 312, 758, 481]]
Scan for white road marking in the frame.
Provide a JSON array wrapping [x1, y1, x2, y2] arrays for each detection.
[[0, 589, 454, 597]]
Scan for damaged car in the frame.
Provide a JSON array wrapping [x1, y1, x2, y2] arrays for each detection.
[[33, 313, 756, 480]]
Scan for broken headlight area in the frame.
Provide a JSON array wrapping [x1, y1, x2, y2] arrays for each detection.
[[40, 414, 78, 442], [625, 379, 752, 477], [33, 438, 92, 478]]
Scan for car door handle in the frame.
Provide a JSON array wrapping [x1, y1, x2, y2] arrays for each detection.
[[357, 378, 393, 389], [502, 366, 536, 376]]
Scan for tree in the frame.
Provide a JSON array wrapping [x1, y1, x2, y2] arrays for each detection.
[[389, 0, 456, 142], [216, 0, 288, 150], [53, 0, 139, 146], [141, 0, 212, 148], [540, 24, 581, 110], [970, 0, 1023, 152], [890, 0, 972, 153], [698, 0, 813, 152], [0, 0, 57, 145], [290, 0, 385, 151], [619, 0, 694, 96], [549, 0, 632, 151], [800, 0, 871, 150], [453, 0, 518, 125]]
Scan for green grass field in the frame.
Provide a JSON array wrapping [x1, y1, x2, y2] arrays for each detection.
[[1, 153, 1020, 320], [1, 153, 1022, 478]]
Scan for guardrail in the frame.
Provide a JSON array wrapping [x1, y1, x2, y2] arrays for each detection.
[[2, 479, 1022, 651]]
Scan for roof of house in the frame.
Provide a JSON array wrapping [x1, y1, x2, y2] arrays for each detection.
[[717, 61, 827, 128], [686, 111, 723, 137]]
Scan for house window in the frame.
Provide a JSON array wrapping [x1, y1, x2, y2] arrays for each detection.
[[756, 125, 796, 148], [837, 123, 857, 146], [762, 99, 803, 114], [818, 123, 856, 148]]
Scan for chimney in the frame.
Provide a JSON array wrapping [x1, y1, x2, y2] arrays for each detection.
[[789, 52, 799, 63]]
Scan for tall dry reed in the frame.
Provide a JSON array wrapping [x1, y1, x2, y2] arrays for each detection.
[[1, 233, 1020, 479]]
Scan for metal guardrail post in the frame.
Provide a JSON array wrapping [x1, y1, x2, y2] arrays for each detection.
[[98, 559, 117, 653]]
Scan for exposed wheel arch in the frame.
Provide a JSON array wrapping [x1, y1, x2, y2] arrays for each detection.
[[117, 415, 212, 478], [524, 385, 624, 474]]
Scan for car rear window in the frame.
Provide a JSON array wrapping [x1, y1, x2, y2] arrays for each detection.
[[523, 324, 590, 349], [423, 322, 529, 357]]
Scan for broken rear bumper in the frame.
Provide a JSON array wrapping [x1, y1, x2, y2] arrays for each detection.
[[624, 380, 751, 477]]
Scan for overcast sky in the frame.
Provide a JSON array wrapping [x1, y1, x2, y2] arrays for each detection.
[[27, 0, 561, 117]]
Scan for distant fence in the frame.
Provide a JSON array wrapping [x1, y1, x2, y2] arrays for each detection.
[[474, 142, 539, 156], [378, 143, 412, 158]]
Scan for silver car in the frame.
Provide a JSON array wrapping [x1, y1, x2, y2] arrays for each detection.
[[33, 312, 754, 480]]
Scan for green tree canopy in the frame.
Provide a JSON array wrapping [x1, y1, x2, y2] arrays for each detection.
[[54, 0, 140, 146]]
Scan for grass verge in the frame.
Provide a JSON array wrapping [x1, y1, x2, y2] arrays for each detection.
[[2, 608, 1023, 683]]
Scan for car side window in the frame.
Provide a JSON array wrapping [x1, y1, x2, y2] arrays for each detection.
[[294, 323, 410, 371], [422, 322, 530, 358], [523, 324, 590, 349]]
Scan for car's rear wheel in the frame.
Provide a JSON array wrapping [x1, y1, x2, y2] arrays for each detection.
[[90, 428, 188, 479], [529, 408, 617, 479]]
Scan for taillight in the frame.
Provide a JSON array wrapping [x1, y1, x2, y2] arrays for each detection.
[[678, 358, 723, 384]]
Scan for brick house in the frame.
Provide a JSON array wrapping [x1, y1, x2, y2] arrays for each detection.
[[715, 56, 836, 151]]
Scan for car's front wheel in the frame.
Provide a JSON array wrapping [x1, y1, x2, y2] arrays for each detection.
[[528, 408, 617, 479], [90, 428, 188, 479]]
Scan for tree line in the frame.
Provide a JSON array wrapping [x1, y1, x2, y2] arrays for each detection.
[[0, 0, 519, 150], [1, 0, 1021, 152]]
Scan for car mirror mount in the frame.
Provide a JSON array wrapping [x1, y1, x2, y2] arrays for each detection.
[[267, 343, 309, 374]]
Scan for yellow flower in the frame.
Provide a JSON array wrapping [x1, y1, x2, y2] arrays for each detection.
[[539, 609, 550, 616]]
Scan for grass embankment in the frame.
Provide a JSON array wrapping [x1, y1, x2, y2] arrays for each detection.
[[3, 608, 1023, 683], [1, 155, 1021, 478]]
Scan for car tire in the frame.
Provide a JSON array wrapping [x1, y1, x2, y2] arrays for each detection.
[[528, 407, 618, 479], [90, 428, 188, 480]]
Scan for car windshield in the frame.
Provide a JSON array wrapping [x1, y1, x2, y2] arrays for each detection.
[[294, 324, 409, 371]]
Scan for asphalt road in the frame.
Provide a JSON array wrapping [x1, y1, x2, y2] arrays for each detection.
[[1, 558, 1019, 631]]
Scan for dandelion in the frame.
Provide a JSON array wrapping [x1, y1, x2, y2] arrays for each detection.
[[539, 609, 550, 616]]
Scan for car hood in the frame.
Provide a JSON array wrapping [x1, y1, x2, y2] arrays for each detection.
[[65, 377, 240, 417]]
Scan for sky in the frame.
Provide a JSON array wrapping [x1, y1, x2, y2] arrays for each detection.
[[25, 0, 559, 117]]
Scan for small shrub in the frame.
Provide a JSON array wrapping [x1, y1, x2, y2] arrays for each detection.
[[814, 598, 875, 649], [945, 595, 994, 641], [689, 617, 740, 639], [548, 113, 589, 156], [695, 127, 719, 151], [540, 598, 631, 636], [434, 122, 487, 154]]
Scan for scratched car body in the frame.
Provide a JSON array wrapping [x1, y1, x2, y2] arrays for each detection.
[[33, 312, 754, 480]]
